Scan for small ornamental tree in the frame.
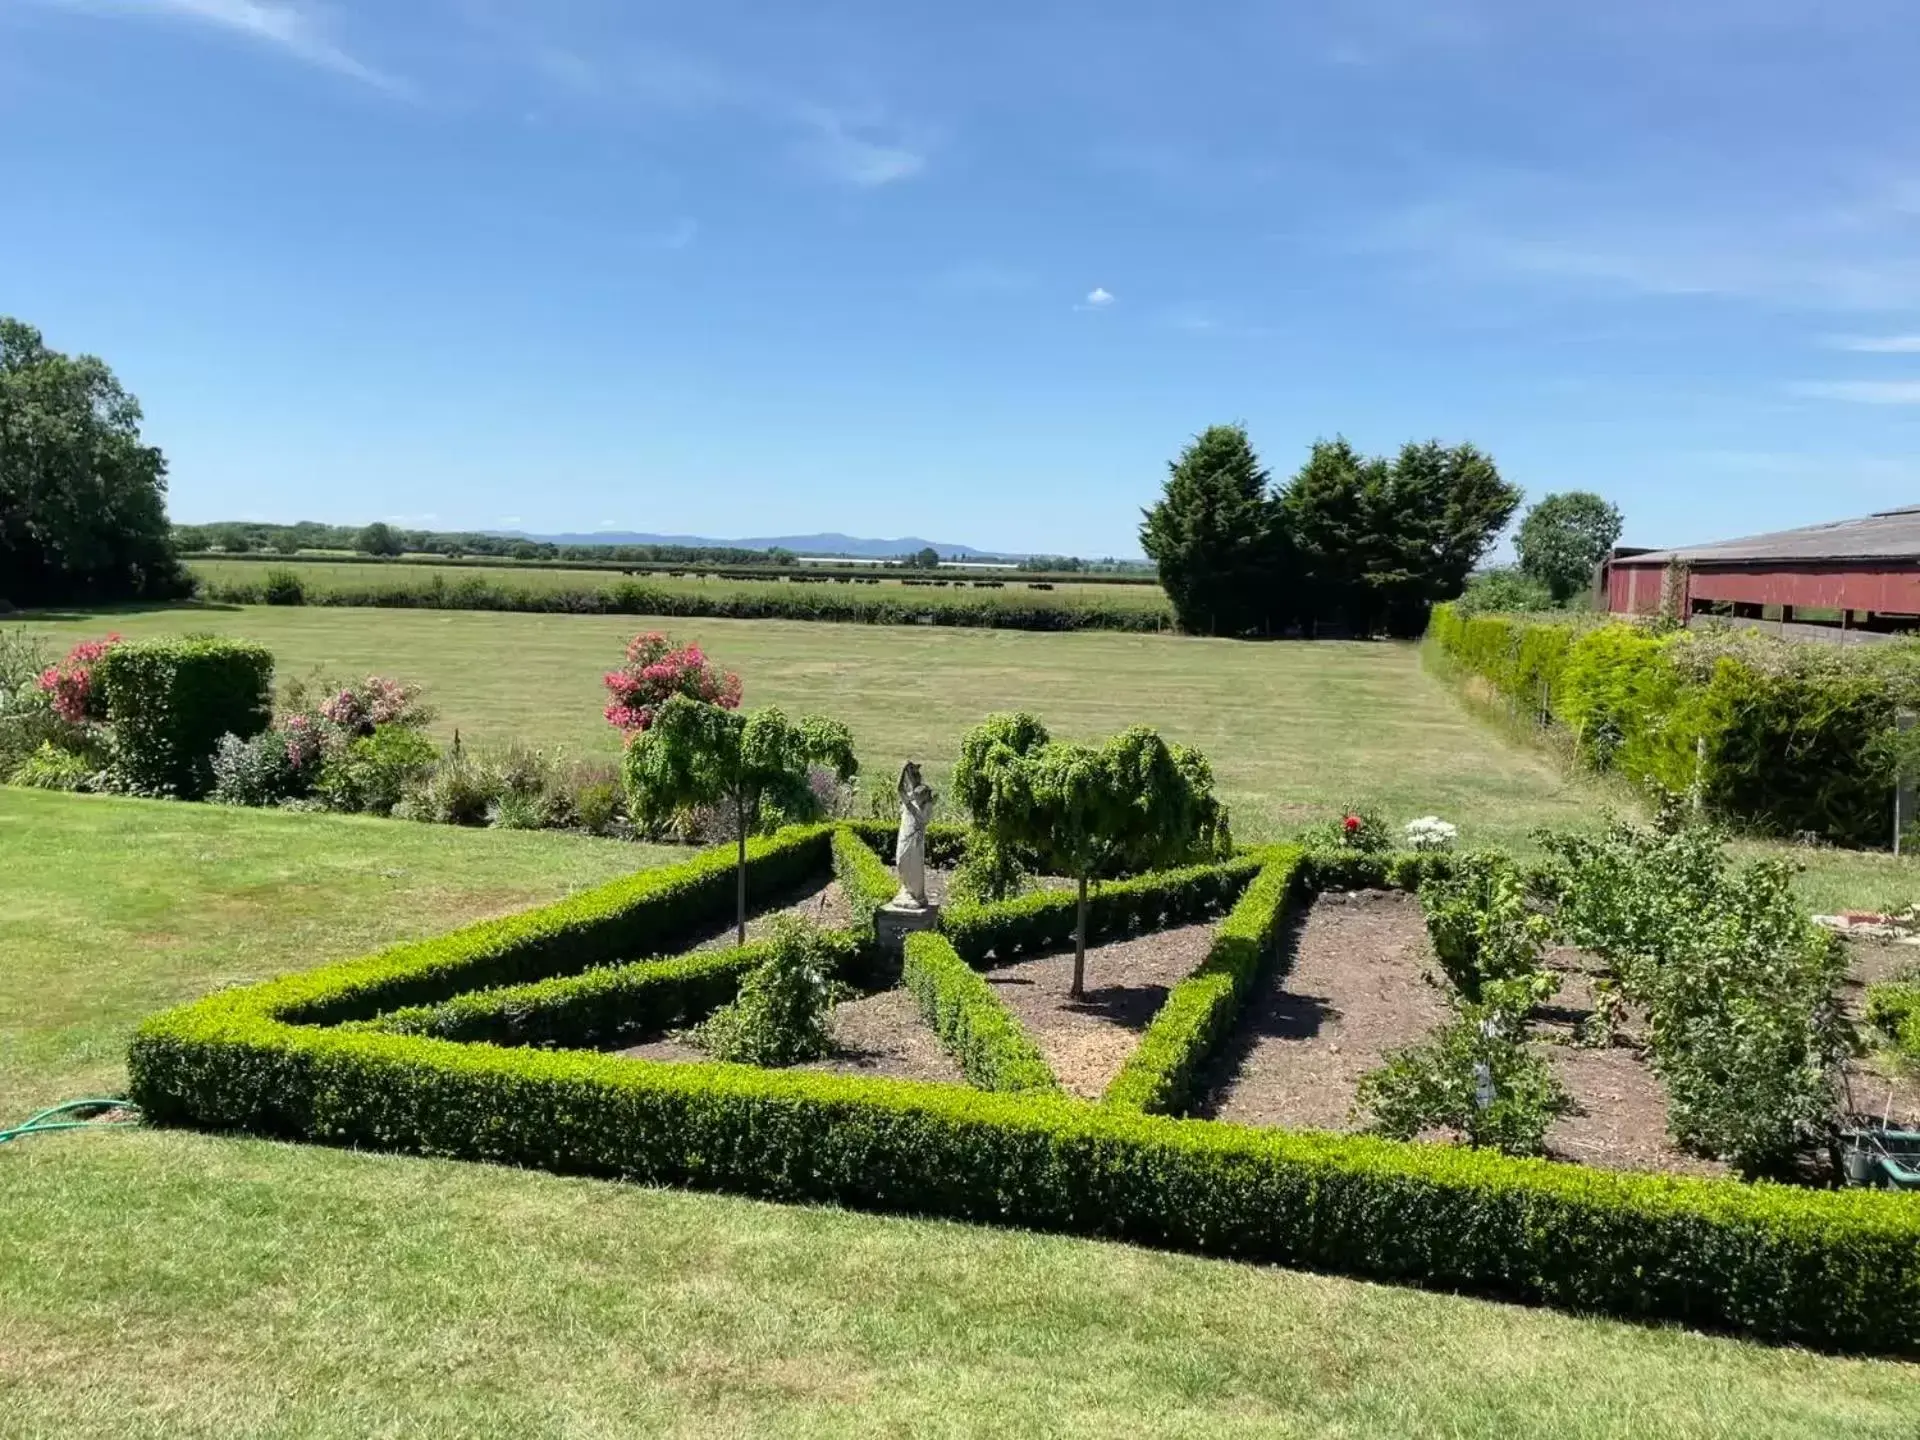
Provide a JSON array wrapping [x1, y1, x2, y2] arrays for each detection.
[[954, 712, 1229, 998], [37, 634, 121, 723], [623, 694, 858, 944], [603, 632, 742, 736]]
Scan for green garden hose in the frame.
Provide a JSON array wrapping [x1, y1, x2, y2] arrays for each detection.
[[0, 1098, 141, 1145]]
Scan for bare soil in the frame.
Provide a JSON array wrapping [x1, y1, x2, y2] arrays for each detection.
[[684, 876, 854, 952], [1201, 890, 1724, 1178], [983, 922, 1216, 1099], [614, 984, 964, 1085], [1839, 941, 1920, 1126]]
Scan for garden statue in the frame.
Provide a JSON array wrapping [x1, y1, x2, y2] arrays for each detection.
[[893, 760, 936, 909]]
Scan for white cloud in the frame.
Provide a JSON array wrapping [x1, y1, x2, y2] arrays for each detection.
[[64, 0, 407, 93], [1788, 380, 1920, 404], [794, 108, 925, 188], [1083, 286, 1115, 308], [1827, 334, 1920, 353], [647, 217, 698, 251]]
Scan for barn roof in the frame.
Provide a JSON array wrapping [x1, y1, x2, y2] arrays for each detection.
[[1620, 506, 1920, 566]]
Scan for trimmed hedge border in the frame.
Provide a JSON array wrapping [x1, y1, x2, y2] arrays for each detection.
[[942, 857, 1264, 967], [831, 826, 899, 952], [1103, 848, 1303, 1113], [903, 931, 1059, 1093], [96, 635, 275, 799], [127, 827, 1920, 1354]]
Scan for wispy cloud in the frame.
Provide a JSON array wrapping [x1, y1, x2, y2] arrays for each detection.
[[1826, 334, 1920, 352], [1789, 380, 1920, 404], [1078, 286, 1115, 310], [61, 0, 406, 93], [792, 106, 925, 188]]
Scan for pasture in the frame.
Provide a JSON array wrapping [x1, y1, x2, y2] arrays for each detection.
[[16, 603, 1916, 911], [4, 787, 1918, 1437]]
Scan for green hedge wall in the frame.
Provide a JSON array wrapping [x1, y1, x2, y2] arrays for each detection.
[[95, 636, 274, 798], [1103, 848, 1303, 1113], [831, 826, 901, 954], [942, 857, 1264, 967], [903, 931, 1059, 1093], [1428, 602, 1912, 845], [837, 817, 970, 870], [125, 825, 1920, 1354]]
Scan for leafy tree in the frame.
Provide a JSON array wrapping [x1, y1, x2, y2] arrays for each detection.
[[356, 521, 404, 557], [911, 546, 941, 570], [623, 694, 858, 944], [1140, 424, 1280, 636], [953, 712, 1228, 998], [1516, 491, 1623, 602], [1279, 437, 1520, 636], [1457, 565, 1556, 614], [0, 317, 186, 607]]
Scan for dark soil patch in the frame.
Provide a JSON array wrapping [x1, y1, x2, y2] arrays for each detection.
[[1200, 890, 1447, 1132], [983, 922, 1215, 1099], [683, 876, 853, 952], [1201, 890, 1728, 1179], [614, 985, 963, 1085]]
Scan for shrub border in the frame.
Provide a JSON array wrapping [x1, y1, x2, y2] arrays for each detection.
[[128, 827, 1920, 1354], [903, 931, 1059, 1093]]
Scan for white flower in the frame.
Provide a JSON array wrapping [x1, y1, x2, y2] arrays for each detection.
[[1403, 816, 1458, 853]]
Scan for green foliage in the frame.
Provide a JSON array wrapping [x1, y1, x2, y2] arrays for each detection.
[[261, 567, 307, 605], [1430, 602, 1920, 844], [127, 825, 1920, 1354], [1282, 438, 1521, 637], [951, 713, 1230, 995], [8, 739, 97, 790], [1139, 424, 1279, 636], [209, 729, 300, 807], [949, 830, 1031, 904], [691, 917, 850, 1067], [903, 931, 1059, 1093], [0, 317, 187, 607], [1515, 491, 1622, 603], [0, 627, 93, 778], [316, 724, 440, 815], [1541, 814, 1855, 1175], [356, 521, 404, 557], [830, 825, 899, 953], [1104, 847, 1303, 1113], [1420, 851, 1552, 1001], [1303, 804, 1392, 854], [94, 635, 275, 798], [1457, 566, 1557, 615], [1356, 1000, 1574, 1156], [1866, 980, 1920, 1064]]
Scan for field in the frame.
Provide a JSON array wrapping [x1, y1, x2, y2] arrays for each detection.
[[5, 787, 1920, 1437], [16, 603, 1917, 911]]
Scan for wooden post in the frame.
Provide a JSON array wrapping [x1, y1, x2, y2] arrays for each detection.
[[1896, 709, 1916, 857]]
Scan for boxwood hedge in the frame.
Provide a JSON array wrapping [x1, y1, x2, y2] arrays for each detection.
[[127, 824, 1920, 1354], [903, 931, 1058, 1093]]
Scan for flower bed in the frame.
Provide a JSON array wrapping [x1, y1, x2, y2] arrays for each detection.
[[128, 825, 1920, 1355]]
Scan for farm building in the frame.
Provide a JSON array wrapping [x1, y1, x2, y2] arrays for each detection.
[[1601, 505, 1920, 635]]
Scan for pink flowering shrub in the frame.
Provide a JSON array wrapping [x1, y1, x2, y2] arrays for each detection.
[[318, 676, 431, 737], [604, 632, 741, 737], [37, 634, 120, 724]]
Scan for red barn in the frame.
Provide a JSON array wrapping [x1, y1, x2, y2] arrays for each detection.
[[1600, 506, 1920, 635]]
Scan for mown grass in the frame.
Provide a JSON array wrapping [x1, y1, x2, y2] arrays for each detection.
[[16, 603, 1912, 908], [2, 789, 1916, 1437]]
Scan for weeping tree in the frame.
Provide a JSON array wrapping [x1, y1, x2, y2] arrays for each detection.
[[623, 693, 858, 944], [954, 712, 1229, 998]]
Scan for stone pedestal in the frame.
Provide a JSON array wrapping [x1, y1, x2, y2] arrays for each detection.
[[875, 900, 941, 954]]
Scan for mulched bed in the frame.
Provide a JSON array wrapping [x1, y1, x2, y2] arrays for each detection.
[[683, 877, 854, 952], [1200, 889, 1726, 1178], [983, 922, 1216, 1099], [614, 985, 964, 1085]]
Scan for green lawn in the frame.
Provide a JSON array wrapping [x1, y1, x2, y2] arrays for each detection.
[[3, 788, 1916, 1437], [16, 603, 1915, 909]]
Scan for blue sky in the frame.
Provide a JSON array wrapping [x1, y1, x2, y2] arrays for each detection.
[[6, 1, 1920, 557]]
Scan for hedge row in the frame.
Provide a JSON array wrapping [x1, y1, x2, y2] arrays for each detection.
[[941, 856, 1265, 966], [837, 817, 970, 870], [283, 825, 830, 1029], [130, 994, 1920, 1353], [1866, 982, 1920, 1064], [1103, 848, 1304, 1113], [903, 931, 1059, 1093], [1428, 602, 1913, 845], [196, 570, 1173, 634], [831, 826, 903, 953], [96, 636, 275, 798], [125, 825, 1920, 1353], [357, 942, 771, 1050]]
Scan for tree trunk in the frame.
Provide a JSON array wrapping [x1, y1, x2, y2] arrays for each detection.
[[1071, 875, 1089, 999], [735, 795, 748, 947]]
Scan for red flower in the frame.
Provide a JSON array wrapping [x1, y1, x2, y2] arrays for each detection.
[[1343, 815, 1361, 833]]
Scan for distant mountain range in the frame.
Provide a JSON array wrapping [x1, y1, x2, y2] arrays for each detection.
[[517, 531, 1004, 559]]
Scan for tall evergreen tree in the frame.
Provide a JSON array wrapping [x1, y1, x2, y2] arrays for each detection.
[[1139, 424, 1276, 636]]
